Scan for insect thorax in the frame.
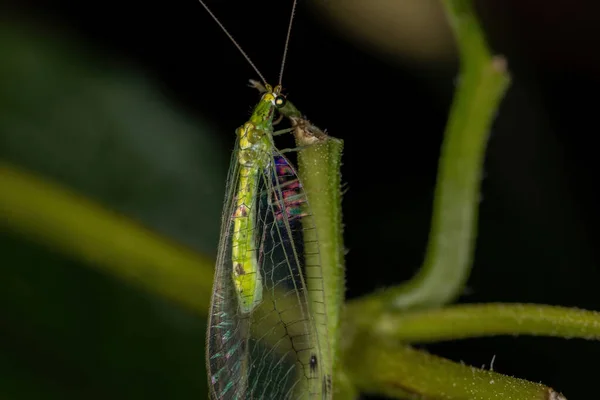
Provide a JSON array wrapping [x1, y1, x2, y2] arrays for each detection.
[[237, 122, 272, 167]]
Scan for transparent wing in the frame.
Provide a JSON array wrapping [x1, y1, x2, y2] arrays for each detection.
[[206, 143, 331, 400], [207, 141, 247, 399]]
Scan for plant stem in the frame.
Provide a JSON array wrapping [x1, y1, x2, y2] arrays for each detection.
[[375, 303, 600, 343], [342, 330, 565, 400], [0, 162, 214, 313], [348, 0, 511, 317], [291, 112, 346, 396]]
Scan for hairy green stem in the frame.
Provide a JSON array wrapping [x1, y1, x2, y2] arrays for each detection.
[[342, 329, 565, 400], [348, 0, 510, 319], [375, 303, 600, 343], [290, 111, 346, 395]]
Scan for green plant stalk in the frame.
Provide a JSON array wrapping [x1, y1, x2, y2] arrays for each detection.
[[384, 54, 509, 311], [375, 303, 600, 343], [348, 0, 511, 318], [0, 162, 214, 314], [293, 119, 345, 337], [342, 330, 565, 400], [287, 108, 346, 395]]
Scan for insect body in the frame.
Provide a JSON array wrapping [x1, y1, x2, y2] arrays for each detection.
[[229, 86, 283, 313], [206, 84, 330, 399], [197, 0, 332, 397]]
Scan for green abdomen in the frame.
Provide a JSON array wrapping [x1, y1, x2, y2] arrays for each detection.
[[230, 122, 270, 313]]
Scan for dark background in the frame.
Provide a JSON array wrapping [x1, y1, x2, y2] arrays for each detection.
[[1, 0, 599, 399]]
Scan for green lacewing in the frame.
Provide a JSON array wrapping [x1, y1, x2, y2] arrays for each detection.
[[196, 1, 332, 398]]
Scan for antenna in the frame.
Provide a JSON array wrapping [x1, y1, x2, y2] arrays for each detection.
[[278, 0, 298, 86], [196, 0, 268, 86]]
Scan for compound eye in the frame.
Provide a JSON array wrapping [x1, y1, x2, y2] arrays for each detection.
[[275, 95, 287, 108]]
